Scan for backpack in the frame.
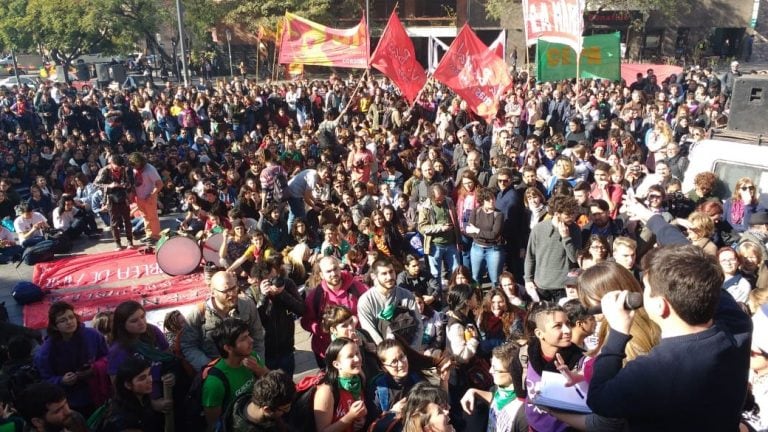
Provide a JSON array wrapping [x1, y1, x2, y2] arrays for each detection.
[[17, 240, 56, 267], [376, 292, 420, 346], [0, 362, 41, 401], [11, 282, 44, 305], [311, 282, 363, 318], [368, 411, 403, 432], [272, 171, 289, 203], [286, 373, 339, 432], [182, 358, 231, 432]]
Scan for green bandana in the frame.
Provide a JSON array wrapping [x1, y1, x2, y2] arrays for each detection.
[[338, 375, 362, 399], [493, 386, 517, 411], [378, 302, 396, 321]]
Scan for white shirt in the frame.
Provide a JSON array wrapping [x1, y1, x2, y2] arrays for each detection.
[[13, 212, 47, 239]]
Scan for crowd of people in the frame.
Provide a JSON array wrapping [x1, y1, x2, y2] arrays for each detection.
[[0, 57, 766, 432]]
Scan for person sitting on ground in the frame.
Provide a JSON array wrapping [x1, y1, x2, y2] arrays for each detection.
[[312, 337, 368, 432], [460, 343, 525, 432], [99, 356, 167, 432], [223, 370, 296, 432], [202, 318, 267, 430], [16, 382, 89, 432]]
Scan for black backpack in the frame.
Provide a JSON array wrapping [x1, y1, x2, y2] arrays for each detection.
[[17, 240, 56, 267], [377, 292, 420, 346], [369, 411, 403, 432], [286, 373, 339, 432], [272, 172, 289, 203], [0, 362, 41, 401], [182, 358, 231, 432]]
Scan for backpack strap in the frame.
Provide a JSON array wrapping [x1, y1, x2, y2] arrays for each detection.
[[519, 344, 529, 394], [312, 287, 325, 318], [202, 359, 232, 410]]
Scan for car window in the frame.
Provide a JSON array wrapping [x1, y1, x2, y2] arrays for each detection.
[[713, 160, 768, 200]]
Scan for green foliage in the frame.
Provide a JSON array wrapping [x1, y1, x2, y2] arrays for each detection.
[[0, 0, 33, 49], [222, 0, 361, 32], [485, 0, 681, 21]]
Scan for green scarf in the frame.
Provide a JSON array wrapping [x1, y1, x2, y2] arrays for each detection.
[[338, 375, 362, 400], [378, 302, 396, 320], [493, 386, 517, 411]]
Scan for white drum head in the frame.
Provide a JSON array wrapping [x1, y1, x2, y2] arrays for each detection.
[[202, 232, 224, 264], [156, 236, 202, 275]]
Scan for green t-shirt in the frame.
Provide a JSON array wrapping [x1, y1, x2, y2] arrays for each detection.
[[201, 353, 264, 409], [431, 205, 455, 245]]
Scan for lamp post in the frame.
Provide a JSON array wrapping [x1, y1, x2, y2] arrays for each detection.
[[175, 0, 189, 87], [226, 29, 233, 79]]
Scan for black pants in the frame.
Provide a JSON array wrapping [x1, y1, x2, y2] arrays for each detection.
[[536, 288, 567, 303], [109, 200, 133, 246]]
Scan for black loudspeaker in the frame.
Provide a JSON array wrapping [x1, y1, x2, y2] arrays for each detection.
[[729, 76, 768, 134], [75, 64, 90, 81], [109, 64, 126, 84], [95, 63, 110, 83]]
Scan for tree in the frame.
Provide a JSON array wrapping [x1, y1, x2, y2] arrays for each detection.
[[0, 0, 34, 53], [486, 0, 684, 22], [222, 0, 360, 33]]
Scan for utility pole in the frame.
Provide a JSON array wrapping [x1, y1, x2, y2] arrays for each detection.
[[10, 47, 21, 84], [175, 0, 189, 87], [226, 30, 233, 79]]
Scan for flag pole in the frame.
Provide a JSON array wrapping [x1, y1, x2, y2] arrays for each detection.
[[335, 69, 369, 122], [273, 18, 282, 81]]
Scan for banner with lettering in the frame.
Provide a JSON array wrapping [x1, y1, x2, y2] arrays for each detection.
[[433, 25, 512, 120], [535, 32, 621, 81], [278, 12, 369, 68], [369, 11, 427, 104], [523, 0, 585, 54], [26, 249, 208, 329]]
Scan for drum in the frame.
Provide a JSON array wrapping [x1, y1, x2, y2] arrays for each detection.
[[202, 232, 224, 264], [156, 234, 202, 276]]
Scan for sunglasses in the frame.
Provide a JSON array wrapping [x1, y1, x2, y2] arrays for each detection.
[[741, 186, 755, 191]]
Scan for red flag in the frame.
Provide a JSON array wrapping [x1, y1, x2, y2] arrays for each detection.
[[488, 32, 505, 60], [369, 11, 427, 103], [433, 25, 512, 120], [278, 12, 369, 68]]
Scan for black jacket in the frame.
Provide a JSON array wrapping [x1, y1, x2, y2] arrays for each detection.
[[255, 278, 306, 359]]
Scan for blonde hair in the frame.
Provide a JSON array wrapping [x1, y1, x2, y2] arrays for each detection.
[[612, 236, 637, 251], [688, 211, 715, 238], [748, 288, 768, 315], [578, 262, 660, 361], [553, 157, 575, 178]]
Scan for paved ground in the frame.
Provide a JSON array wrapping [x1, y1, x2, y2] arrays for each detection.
[[0, 213, 319, 380]]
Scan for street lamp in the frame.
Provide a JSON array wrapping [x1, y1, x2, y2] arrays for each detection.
[[175, 0, 189, 87], [226, 29, 233, 79]]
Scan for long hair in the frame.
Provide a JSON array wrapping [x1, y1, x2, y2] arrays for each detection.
[[402, 382, 450, 432], [322, 337, 359, 387], [375, 338, 445, 382], [478, 289, 516, 340], [111, 301, 156, 347], [578, 261, 660, 361], [114, 356, 152, 401]]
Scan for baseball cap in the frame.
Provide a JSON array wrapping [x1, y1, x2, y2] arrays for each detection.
[[564, 268, 583, 286]]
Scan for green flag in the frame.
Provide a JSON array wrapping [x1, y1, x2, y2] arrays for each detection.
[[536, 32, 621, 82]]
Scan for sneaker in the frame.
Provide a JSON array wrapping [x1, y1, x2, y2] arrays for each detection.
[[115, 245, 126, 251], [146, 237, 159, 245], [88, 233, 101, 240]]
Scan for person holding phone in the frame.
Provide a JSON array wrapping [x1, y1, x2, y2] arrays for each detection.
[[524, 194, 582, 303]]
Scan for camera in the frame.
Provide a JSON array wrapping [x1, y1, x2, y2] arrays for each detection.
[[270, 277, 285, 288]]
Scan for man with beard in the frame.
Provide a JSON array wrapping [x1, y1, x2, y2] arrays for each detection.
[[181, 271, 266, 372], [16, 382, 88, 432], [300, 256, 368, 368], [357, 257, 423, 350], [224, 370, 296, 432]]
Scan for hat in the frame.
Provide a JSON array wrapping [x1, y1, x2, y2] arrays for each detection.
[[564, 268, 583, 286], [750, 210, 768, 225], [593, 139, 607, 149], [535, 119, 546, 129]]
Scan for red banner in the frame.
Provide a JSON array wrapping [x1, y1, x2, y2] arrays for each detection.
[[26, 249, 208, 329], [433, 25, 512, 120], [369, 11, 427, 104], [278, 12, 369, 68], [621, 63, 684, 85], [488, 32, 505, 61], [523, 0, 585, 53]]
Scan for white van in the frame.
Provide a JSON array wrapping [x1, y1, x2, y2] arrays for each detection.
[[682, 131, 768, 207]]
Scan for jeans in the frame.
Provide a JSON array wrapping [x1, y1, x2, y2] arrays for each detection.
[[0, 245, 23, 263], [470, 243, 505, 287], [287, 196, 306, 232], [459, 234, 473, 269], [21, 236, 46, 248], [427, 243, 458, 291]]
